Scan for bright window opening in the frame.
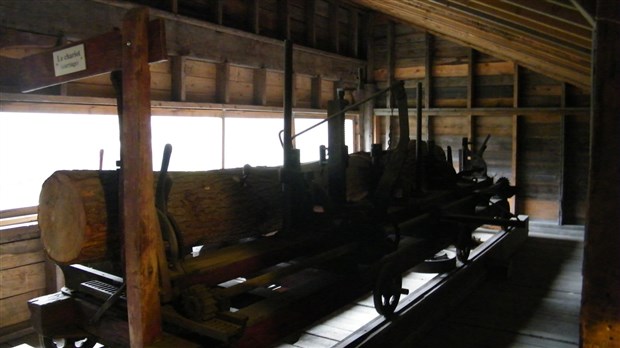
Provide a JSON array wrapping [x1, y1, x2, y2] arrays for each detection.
[[0, 112, 222, 210], [0, 112, 355, 210]]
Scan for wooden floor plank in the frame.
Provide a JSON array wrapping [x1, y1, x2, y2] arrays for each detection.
[[305, 324, 353, 341], [6, 229, 585, 348], [292, 333, 339, 348], [415, 234, 582, 347], [415, 322, 579, 348]]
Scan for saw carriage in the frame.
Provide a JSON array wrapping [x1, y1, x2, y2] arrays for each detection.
[[31, 77, 519, 347], [25, 15, 522, 348]]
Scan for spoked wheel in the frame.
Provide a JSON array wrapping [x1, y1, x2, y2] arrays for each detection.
[[456, 246, 471, 264], [373, 261, 404, 317], [456, 227, 473, 264]]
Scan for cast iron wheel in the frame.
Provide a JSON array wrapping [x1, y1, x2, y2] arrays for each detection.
[[373, 262, 402, 317], [456, 246, 471, 264]]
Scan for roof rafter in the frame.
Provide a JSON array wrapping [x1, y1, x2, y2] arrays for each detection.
[[350, 0, 591, 88]]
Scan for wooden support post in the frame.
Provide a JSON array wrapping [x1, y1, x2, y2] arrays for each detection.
[[311, 75, 322, 109], [216, 62, 230, 104], [581, 1, 620, 345], [283, 40, 294, 159], [44, 256, 63, 293], [424, 32, 433, 109], [170, 55, 186, 102], [364, 12, 375, 69], [511, 63, 520, 214], [292, 73, 298, 108], [170, 0, 178, 14], [329, 1, 340, 54], [306, 0, 316, 48], [361, 83, 376, 151], [559, 82, 567, 225], [365, 13, 378, 147], [386, 21, 396, 149], [214, 0, 224, 25], [327, 97, 348, 204], [350, 9, 359, 58], [467, 49, 474, 109], [386, 21, 395, 109], [250, 0, 260, 34], [120, 7, 162, 346], [278, 0, 290, 40], [253, 67, 267, 106], [467, 115, 475, 152], [466, 49, 475, 149]]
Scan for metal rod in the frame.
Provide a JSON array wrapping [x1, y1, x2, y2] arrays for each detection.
[[291, 80, 404, 141]]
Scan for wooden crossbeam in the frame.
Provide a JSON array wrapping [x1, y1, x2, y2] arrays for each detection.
[[0, 0, 363, 82], [19, 19, 166, 92]]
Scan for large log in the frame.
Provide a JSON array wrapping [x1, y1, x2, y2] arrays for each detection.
[[38, 167, 284, 265], [37, 148, 453, 265], [38, 155, 375, 265]]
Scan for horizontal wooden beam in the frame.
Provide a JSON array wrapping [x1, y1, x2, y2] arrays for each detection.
[[19, 19, 167, 92], [1, 93, 584, 119], [0, 92, 359, 117], [0, 27, 58, 52], [0, 0, 364, 82], [374, 107, 590, 116]]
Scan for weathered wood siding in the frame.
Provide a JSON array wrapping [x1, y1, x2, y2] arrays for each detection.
[[0, 224, 46, 333], [371, 18, 590, 226], [517, 114, 562, 221]]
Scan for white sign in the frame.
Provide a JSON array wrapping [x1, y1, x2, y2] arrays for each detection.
[[53, 44, 87, 77]]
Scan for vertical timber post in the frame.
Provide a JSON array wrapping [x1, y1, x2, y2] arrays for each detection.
[[283, 40, 294, 166], [386, 21, 396, 149], [327, 94, 348, 205], [511, 63, 520, 215], [581, 0, 620, 345], [120, 7, 162, 347], [282, 39, 298, 233]]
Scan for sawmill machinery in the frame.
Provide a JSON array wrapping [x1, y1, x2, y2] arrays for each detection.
[[29, 39, 521, 348]]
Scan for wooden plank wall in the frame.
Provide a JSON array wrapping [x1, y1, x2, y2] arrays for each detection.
[[129, 0, 362, 60], [371, 18, 590, 226], [0, 0, 364, 110], [0, 224, 46, 336], [57, 59, 341, 111]]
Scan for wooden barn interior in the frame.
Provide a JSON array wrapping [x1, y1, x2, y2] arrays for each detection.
[[0, 0, 618, 347]]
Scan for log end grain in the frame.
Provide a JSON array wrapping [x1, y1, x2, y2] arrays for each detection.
[[38, 171, 116, 265], [38, 172, 87, 264]]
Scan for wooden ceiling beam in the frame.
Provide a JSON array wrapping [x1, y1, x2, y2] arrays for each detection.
[[503, 0, 591, 29], [421, 1, 591, 66], [0, 0, 364, 81], [569, 0, 595, 27], [351, 0, 590, 88], [458, 0, 592, 49]]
